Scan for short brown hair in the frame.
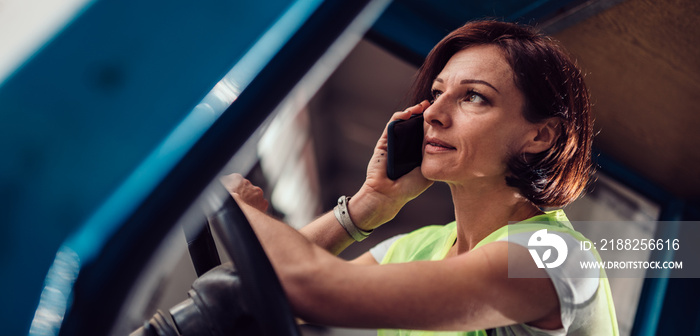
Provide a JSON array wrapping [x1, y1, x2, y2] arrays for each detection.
[[409, 20, 593, 207]]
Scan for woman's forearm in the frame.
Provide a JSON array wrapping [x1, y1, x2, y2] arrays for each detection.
[[298, 188, 400, 255], [233, 194, 322, 268], [299, 211, 356, 255]]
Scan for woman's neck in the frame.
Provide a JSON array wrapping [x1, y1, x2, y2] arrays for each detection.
[[447, 177, 543, 254]]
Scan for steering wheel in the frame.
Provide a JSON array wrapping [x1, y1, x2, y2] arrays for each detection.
[[131, 187, 301, 336]]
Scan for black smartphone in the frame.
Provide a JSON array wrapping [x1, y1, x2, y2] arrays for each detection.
[[386, 114, 424, 180]]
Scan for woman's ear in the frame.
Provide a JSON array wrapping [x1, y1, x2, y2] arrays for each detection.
[[522, 118, 561, 155]]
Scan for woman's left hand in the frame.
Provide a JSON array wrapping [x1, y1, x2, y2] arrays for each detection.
[[350, 100, 434, 229]]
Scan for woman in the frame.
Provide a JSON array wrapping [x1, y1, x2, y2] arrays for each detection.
[[224, 20, 618, 335]]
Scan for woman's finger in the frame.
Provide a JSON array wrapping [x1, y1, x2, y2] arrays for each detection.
[[397, 100, 431, 120]]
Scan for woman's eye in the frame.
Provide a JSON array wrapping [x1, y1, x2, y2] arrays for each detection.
[[465, 92, 487, 104], [430, 89, 442, 102]]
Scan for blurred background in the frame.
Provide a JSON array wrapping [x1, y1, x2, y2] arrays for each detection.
[[1, 0, 698, 335]]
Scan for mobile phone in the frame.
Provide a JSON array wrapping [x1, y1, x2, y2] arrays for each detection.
[[386, 114, 424, 180]]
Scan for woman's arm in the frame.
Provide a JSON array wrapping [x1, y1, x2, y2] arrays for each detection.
[[234, 196, 561, 331]]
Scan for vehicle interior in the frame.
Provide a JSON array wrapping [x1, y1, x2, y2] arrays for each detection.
[[2, 0, 699, 335]]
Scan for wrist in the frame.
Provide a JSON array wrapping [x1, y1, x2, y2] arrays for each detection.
[[348, 187, 404, 230], [334, 196, 372, 241]]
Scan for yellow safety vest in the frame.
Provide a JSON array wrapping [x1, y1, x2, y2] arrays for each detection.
[[377, 210, 619, 336]]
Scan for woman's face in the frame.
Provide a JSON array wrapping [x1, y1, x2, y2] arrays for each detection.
[[421, 44, 537, 186]]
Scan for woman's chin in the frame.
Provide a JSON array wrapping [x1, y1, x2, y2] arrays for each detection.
[[420, 164, 449, 182]]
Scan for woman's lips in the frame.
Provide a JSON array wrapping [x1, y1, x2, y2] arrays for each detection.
[[424, 137, 456, 153]]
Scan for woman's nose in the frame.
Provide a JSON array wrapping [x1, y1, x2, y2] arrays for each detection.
[[423, 97, 450, 128]]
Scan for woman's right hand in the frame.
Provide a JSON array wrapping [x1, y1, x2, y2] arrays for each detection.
[[349, 101, 434, 230], [220, 173, 269, 213]]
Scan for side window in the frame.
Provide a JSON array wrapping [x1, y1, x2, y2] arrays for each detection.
[[565, 173, 660, 335]]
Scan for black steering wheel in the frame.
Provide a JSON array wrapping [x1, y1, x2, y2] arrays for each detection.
[[132, 185, 301, 336]]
